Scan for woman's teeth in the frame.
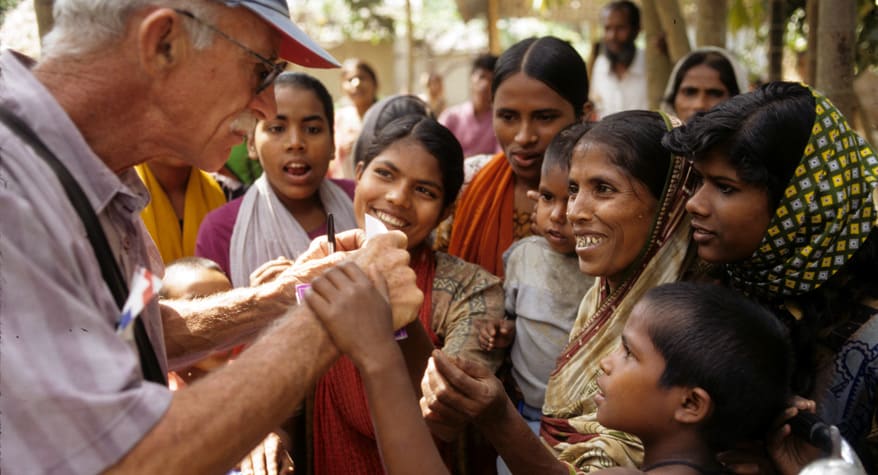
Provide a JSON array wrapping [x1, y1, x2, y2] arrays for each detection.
[[374, 210, 406, 228], [576, 235, 604, 249]]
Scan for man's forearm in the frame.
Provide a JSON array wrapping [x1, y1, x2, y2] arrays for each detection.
[[106, 305, 338, 475], [161, 280, 294, 369]]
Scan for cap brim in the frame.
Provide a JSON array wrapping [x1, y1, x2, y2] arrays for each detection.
[[232, 0, 340, 68]]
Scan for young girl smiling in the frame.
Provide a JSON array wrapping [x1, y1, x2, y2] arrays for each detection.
[[312, 115, 505, 474]]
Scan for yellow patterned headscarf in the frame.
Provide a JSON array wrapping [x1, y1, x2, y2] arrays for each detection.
[[729, 87, 878, 298]]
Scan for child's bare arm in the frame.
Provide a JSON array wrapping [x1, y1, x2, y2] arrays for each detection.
[[305, 262, 448, 475]]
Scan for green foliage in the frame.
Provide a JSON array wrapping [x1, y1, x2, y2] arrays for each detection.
[[339, 0, 395, 41], [291, 0, 395, 42], [728, 0, 766, 33], [855, 1, 878, 71], [0, 0, 22, 20], [786, 0, 878, 73]]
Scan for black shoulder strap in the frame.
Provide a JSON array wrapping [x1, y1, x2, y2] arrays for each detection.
[[0, 106, 167, 385]]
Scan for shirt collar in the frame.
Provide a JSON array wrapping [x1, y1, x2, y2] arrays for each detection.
[[0, 50, 145, 215]]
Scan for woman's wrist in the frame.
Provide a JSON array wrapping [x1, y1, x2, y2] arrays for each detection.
[[475, 387, 515, 429]]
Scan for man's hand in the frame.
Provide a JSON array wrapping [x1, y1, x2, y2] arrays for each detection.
[[249, 257, 295, 287], [251, 230, 367, 305], [349, 231, 422, 330]]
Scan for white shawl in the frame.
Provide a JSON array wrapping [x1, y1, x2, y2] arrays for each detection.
[[229, 175, 357, 287]]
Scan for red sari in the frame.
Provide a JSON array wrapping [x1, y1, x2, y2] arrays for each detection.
[[312, 246, 440, 474]]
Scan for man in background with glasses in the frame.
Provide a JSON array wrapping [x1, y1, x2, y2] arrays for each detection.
[[0, 1, 421, 474]]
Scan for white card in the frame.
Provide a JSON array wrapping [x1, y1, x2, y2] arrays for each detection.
[[365, 213, 388, 239]]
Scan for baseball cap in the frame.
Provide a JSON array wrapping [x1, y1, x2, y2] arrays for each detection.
[[221, 0, 340, 68]]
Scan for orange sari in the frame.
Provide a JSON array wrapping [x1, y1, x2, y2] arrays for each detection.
[[447, 152, 515, 278]]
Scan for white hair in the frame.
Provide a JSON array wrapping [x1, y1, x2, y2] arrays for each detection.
[[41, 0, 220, 59]]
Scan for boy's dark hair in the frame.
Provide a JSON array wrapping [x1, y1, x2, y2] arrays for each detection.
[[602, 1, 641, 32], [492, 36, 589, 121], [472, 53, 498, 73], [361, 115, 464, 208], [352, 94, 433, 168], [160, 257, 225, 299], [662, 81, 814, 208], [576, 110, 670, 200], [543, 122, 593, 175], [642, 282, 793, 451], [275, 71, 336, 137]]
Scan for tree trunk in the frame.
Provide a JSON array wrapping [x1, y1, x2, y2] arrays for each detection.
[[405, 0, 414, 94], [816, 0, 857, 118], [767, 0, 785, 82], [805, 0, 818, 85], [35, 0, 54, 41], [654, 0, 690, 63], [487, 0, 500, 55], [695, 0, 727, 48], [641, 0, 672, 109]]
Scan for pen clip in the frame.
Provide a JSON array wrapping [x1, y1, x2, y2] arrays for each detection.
[[326, 213, 336, 254]]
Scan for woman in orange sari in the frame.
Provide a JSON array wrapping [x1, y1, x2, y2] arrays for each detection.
[[435, 36, 591, 278]]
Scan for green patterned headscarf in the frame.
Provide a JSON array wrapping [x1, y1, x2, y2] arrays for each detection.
[[728, 87, 878, 298]]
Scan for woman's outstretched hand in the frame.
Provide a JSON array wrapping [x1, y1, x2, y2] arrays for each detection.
[[419, 349, 506, 441]]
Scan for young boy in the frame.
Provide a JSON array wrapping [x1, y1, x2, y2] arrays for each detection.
[[305, 269, 799, 475], [592, 282, 793, 474], [160, 256, 236, 386], [479, 123, 596, 431], [160, 256, 294, 475]]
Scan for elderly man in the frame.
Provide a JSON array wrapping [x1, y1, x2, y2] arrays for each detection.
[[0, 1, 419, 474], [589, 0, 649, 118]]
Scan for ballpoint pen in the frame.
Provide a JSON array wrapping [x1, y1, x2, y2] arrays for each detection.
[[326, 213, 336, 254]]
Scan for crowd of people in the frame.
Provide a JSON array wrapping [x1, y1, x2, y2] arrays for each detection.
[[1, 1, 876, 475]]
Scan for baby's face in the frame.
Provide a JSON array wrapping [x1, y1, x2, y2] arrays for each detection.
[[534, 165, 576, 254]]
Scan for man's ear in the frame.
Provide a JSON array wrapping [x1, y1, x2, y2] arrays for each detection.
[[246, 134, 259, 160], [674, 387, 712, 425], [138, 9, 191, 78]]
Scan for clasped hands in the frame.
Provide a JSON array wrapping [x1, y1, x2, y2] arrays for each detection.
[[250, 229, 422, 333]]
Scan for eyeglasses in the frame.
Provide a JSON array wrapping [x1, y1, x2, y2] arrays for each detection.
[[174, 9, 287, 95]]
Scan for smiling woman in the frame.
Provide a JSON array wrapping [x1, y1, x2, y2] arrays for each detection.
[[312, 115, 505, 475], [417, 110, 707, 475], [540, 110, 702, 471]]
